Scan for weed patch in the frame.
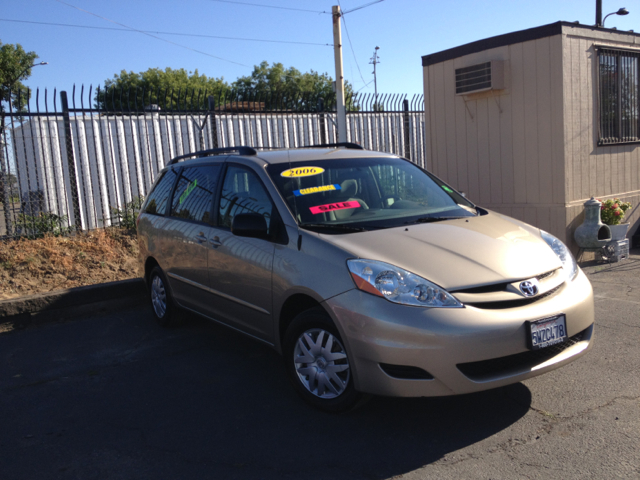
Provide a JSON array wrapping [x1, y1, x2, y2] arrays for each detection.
[[0, 228, 139, 300]]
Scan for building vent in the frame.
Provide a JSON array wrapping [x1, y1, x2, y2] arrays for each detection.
[[455, 60, 505, 95]]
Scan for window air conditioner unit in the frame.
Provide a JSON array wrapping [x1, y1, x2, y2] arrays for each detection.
[[455, 61, 505, 95]]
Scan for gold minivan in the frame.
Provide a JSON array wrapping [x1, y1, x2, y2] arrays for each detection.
[[137, 145, 594, 412]]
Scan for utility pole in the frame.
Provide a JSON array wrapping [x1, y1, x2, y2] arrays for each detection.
[[332, 5, 347, 143], [370, 46, 380, 111]]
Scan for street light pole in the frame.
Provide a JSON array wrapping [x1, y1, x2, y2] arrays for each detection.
[[0, 61, 48, 236], [596, 0, 630, 27], [603, 7, 629, 26]]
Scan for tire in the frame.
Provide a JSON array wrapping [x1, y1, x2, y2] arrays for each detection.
[[283, 307, 362, 413], [148, 266, 181, 327]]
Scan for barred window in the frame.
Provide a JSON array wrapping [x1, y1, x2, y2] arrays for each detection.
[[598, 48, 640, 145]]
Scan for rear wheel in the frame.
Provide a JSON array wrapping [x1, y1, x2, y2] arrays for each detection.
[[148, 266, 181, 327], [283, 308, 361, 413]]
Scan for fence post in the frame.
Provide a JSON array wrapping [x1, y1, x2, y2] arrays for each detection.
[[403, 99, 411, 160], [60, 91, 82, 231], [317, 98, 326, 144], [0, 114, 13, 236], [208, 96, 219, 148]]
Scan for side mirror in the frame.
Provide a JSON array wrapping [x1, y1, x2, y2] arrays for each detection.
[[231, 213, 269, 240]]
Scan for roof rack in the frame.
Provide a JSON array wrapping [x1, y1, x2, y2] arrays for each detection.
[[168, 146, 257, 165], [241, 143, 365, 152], [299, 142, 364, 150]]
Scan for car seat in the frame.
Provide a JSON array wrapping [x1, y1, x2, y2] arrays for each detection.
[[333, 179, 369, 220]]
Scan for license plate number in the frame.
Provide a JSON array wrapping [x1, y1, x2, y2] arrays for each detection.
[[527, 315, 567, 350]]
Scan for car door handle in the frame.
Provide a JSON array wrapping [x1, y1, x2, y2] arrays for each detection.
[[195, 233, 207, 243], [209, 236, 222, 247]]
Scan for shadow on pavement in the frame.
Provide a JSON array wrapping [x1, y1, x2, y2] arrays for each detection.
[[0, 307, 532, 480]]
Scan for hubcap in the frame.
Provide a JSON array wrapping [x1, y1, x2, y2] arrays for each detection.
[[151, 274, 167, 318], [293, 328, 350, 399]]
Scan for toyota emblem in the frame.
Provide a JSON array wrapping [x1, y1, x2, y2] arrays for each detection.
[[519, 279, 539, 297]]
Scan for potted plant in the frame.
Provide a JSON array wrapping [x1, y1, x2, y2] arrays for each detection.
[[598, 198, 632, 240]]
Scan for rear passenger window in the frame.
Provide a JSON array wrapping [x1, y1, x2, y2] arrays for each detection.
[[219, 165, 273, 229], [144, 170, 178, 216], [170, 165, 220, 223]]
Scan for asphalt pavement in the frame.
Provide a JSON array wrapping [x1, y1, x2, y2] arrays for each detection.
[[0, 254, 639, 479]]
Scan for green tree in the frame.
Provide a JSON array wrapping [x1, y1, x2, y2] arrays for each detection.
[[95, 67, 230, 111], [231, 61, 355, 110], [0, 41, 39, 235], [0, 41, 38, 115]]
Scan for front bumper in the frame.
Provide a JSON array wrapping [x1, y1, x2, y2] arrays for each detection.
[[324, 269, 594, 397]]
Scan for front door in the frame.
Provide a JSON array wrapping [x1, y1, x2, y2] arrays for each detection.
[[207, 164, 276, 341]]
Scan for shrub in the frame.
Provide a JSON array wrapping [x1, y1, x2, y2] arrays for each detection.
[[15, 211, 71, 238], [110, 196, 144, 232]]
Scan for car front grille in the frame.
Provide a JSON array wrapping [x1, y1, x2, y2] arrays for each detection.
[[453, 269, 558, 296], [456, 327, 588, 382], [465, 284, 562, 310]]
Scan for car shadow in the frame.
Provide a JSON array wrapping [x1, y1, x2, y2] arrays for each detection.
[[0, 305, 533, 480], [149, 312, 533, 479]]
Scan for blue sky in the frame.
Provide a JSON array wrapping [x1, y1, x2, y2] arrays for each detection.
[[2, 0, 638, 98]]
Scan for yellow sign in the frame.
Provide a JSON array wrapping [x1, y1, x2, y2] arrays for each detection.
[[294, 184, 340, 196], [281, 166, 325, 178]]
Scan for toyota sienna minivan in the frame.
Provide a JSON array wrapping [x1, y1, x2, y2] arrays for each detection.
[[137, 144, 594, 412]]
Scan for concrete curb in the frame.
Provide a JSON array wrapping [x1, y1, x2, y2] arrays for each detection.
[[0, 278, 146, 333]]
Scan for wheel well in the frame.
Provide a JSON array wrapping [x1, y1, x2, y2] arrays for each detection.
[[278, 294, 323, 343], [144, 257, 159, 286]]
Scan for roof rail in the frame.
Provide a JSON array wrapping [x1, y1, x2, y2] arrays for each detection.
[[168, 146, 257, 165], [300, 142, 365, 150]]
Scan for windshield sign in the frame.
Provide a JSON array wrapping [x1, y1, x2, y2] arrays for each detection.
[[267, 157, 475, 232]]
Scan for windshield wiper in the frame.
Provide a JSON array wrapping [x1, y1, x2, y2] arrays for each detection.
[[409, 216, 468, 224], [299, 223, 368, 233]]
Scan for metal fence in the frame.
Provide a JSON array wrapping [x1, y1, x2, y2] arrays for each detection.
[[0, 86, 425, 237]]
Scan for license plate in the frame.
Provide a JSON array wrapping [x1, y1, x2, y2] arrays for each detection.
[[526, 315, 567, 350]]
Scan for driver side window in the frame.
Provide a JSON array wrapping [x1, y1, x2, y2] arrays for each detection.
[[218, 165, 273, 230]]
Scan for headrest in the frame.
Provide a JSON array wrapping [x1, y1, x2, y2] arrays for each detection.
[[340, 179, 358, 197]]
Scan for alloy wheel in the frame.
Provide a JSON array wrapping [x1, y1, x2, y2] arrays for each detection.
[[293, 328, 350, 398], [151, 274, 167, 318]]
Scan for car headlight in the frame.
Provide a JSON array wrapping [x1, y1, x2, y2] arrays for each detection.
[[347, 259, 463, 308], [540, 230, 578, 281]]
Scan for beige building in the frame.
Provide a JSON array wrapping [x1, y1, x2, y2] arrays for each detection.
[[422, 21, 640, 251]]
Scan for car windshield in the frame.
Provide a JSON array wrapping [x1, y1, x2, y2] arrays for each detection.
[[266, 156, 476, 232]]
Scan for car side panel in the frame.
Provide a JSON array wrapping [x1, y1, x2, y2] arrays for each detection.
[[271, 226, 359, 351], [138, 213, 169, 280], [206, 229, 275, 341]]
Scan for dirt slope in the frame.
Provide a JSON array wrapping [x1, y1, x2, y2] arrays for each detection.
[[0, 229, 139, 301]]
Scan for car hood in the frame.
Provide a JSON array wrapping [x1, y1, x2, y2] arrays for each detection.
[[322, 211, 562, 290]]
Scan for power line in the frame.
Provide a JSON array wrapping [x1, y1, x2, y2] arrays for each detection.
[[0, 18, 332, 47], [205, 0, 329, 14], [54, 0, 249, 67], [355, 80, 374, 93], [337, 1, 366, 85], [343, 0, 386, 15]]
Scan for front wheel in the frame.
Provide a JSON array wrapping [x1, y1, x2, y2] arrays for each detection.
[[148, 266, 181, 327], [283, 308, 362, 413]]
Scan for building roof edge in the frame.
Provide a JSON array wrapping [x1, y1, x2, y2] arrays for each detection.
[[421, 21, 640, 67]]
